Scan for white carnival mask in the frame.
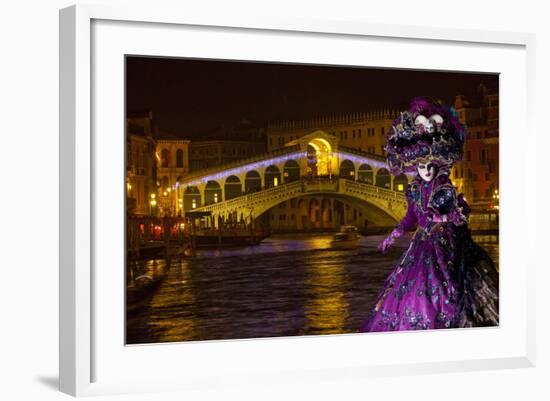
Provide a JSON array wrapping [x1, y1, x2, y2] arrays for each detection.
[[414, 114, 444, 134], [417, 161, 437, 182]]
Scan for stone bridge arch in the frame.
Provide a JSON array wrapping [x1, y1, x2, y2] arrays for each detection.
[[197, 179, 407, 229]]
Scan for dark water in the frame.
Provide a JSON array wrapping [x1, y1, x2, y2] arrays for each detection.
[[126, 233, 499, 344]]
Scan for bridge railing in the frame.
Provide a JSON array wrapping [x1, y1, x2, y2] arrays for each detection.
[[194, 180, 304, 213], [191, 176, 407, 215], [342, 179, 406, 202]]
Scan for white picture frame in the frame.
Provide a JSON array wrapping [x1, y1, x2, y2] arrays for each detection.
[[59, 4, 536, 397]]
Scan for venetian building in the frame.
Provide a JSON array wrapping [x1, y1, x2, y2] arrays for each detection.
[[188, 119, 267, 171], [189, 140, 266, 171], [451, 84, 499, 210], [266, 110, 397, 157], [156, 138, 191, 217], [126, 111, 157, 216]]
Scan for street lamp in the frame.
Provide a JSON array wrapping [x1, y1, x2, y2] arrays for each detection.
[[149, 193, 157, 216], [493, 189, 499, 210]]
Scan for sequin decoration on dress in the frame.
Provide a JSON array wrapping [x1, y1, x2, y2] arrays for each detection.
[[359, 170, 499, 332]]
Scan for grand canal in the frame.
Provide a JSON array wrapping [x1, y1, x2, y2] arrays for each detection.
[[126, 233, 499, 344]]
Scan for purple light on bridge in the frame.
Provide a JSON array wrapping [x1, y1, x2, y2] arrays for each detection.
[[183, 151, 306, 187], [183, 150, 414, 188]]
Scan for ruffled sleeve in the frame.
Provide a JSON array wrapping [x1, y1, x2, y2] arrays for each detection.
[[428, 173, 467, 225], [430, 183, 457, 215]]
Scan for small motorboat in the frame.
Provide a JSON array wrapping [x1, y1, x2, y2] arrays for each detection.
[[330, 225, 361, 249]]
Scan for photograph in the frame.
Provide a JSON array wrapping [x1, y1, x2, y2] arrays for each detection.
[[124, 56, 500, 344]]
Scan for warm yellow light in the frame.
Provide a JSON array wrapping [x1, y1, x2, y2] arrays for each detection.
[[150, 200, 157, 206], [192, 199, 197, 209], [167, 188, 171, 193], [274, 177, 279, 187], [214, 193, 219, 203], [155, 152, 160, 161], [163, 191, 168, 197], [397, 184, 404, 191], [127, 183, 132, 191], [150, 193, 156, 199]]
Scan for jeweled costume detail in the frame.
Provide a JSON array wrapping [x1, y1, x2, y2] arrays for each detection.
[[359, 98, 499, 332]]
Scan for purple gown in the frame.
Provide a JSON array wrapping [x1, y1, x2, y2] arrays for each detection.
[[360, 172, 499, 332]]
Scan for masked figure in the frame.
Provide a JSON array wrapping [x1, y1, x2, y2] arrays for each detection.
[[359, 97, 499, 332]]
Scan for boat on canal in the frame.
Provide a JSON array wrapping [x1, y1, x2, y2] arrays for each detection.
[[330, 225, 361, 249], [191, 228, 271, 248]]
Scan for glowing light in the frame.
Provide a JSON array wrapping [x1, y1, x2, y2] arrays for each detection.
[[192, 199, 197, 209], [163, 191, 168, 197], [150, 193, 156, 199], [181, 149, 398, 187], [274, 177, 279, 187], [214, 193, 219, 203], [181, 151, 305, 186], [167, 188, 172, 193], [150, 200, 157, 206], [397, 184, 404, 191]]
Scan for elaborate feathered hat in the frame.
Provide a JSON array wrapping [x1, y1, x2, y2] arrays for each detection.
[[385, 97, 467, 175]]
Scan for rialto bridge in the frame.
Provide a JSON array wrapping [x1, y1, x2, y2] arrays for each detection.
[[178, 131, 413, 228]]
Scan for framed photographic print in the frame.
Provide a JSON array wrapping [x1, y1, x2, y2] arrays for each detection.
[[59, 4, 536, 397]]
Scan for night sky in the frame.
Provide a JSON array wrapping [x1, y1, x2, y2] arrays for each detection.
[[126, 56, 498, 140]]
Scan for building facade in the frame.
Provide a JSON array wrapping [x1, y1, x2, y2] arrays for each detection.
[[189, 140, 266, 171], [156, 139, 191, 216], [126, 112, 157, 216], [451, 87, 499, 210], [266, 110, 397, 156]]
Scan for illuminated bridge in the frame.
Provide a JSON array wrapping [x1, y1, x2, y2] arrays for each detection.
[[179, 131, 412, 228]]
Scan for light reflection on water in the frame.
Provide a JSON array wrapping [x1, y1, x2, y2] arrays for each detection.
[[471, 234, 499, 271], [126, 233, 499, 344]]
